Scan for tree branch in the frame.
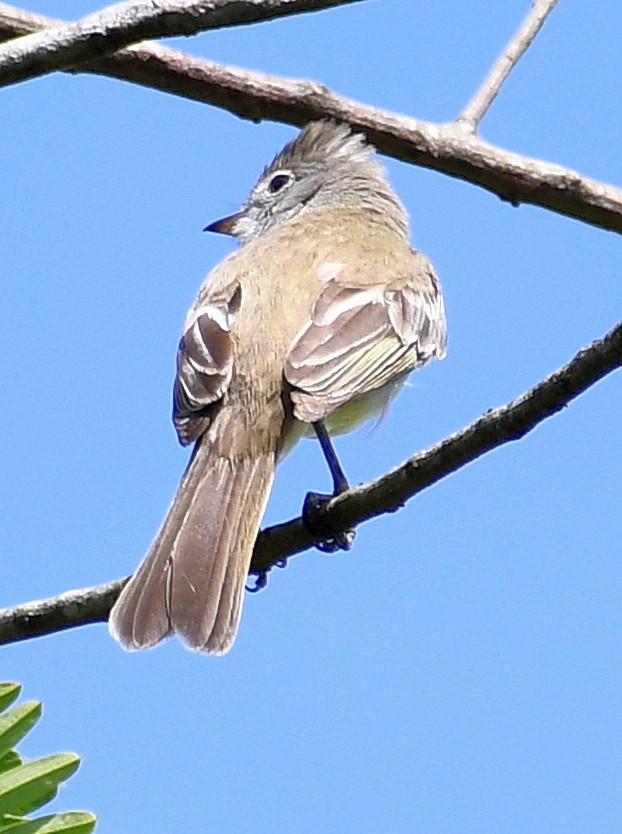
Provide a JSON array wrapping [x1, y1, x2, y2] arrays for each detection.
[[0, 580, 124, 646], [1, 318, 620, 647], [1, 4, 621, 234], [457, 0, 559, 131], [0, 0, 363, 89], [0, 3, 620, 648]]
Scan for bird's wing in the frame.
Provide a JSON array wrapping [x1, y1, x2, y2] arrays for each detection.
[[173, 281, 241, 445], [284, 250, 446, 424]]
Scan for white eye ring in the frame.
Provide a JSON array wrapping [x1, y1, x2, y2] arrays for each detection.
[[266, 171, 293, 195]]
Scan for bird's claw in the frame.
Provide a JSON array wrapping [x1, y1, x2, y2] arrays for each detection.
[[302, 491, 356, 553], [246, 571, 268, 593]]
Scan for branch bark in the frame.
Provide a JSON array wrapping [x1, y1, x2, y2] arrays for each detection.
[[0, 3, 619, 649], [1, 318, 620, 647], [1, 4, 621, 234], [457, 0, 559, 130], [0, 0, 363, 88]]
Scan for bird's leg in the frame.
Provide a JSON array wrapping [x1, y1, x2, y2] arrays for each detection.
[[314, 420, 350, 495], [303, 421, 356, 552]]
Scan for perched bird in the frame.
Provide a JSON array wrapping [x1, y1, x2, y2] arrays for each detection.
[[109, 120, 447, 655]]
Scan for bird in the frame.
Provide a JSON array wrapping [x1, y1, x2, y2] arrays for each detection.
[[109, 120, 447, 655]]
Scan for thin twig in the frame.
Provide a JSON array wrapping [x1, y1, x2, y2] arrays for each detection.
[[0, 0, 363, 88], [0, 5, 620, 234], [457, 0, 559, 131], [1, 317, 620, 647]]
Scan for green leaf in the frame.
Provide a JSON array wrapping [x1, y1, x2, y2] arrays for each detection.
[[0, 685, 96, 830], [0, 810, 96, 834], [0, 704, 42, 762], [0, 688, 21, 717], [0, 753, 22, 778], [0, 754, 80, 818]]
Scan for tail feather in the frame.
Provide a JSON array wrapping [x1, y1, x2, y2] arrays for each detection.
[[169, 457, 238, 650], [109, 442, 275, 654], [204, 456, 271, 653]]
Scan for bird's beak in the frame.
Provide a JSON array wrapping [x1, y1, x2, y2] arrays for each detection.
[[203, 213, 241, 236]]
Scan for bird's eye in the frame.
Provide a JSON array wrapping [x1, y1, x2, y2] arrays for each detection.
[[267, 173, 292, 194]]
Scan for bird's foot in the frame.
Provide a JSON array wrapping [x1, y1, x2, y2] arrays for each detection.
[[303, 491, 356, 553]]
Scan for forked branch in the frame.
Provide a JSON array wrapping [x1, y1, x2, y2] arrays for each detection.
[[0, 2, 619, 648], [1, 3, 620, 233], [457, 0, 559, 130]]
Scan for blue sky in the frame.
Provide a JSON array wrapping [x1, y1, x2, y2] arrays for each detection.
[[2, 1, 622, 832]]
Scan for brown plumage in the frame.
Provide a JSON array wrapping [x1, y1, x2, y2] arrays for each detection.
[[109, 121, 447, 655]]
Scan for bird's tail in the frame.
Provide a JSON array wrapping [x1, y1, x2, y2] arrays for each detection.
[[109, 440, 276, 655]]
